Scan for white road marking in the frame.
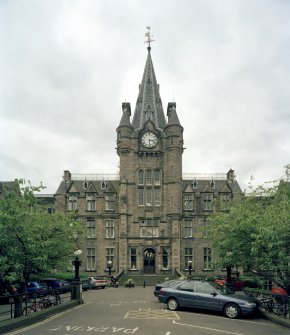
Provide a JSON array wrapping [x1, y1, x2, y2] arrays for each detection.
[[173, 320, 246, 335]]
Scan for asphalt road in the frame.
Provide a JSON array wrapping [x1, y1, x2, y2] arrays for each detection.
[[3, 286, 289, 335]]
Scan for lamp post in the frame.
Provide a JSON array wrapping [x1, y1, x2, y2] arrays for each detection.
[[107, 260, 112, 277], [71, 249, 83, 304], [72, 249, 82, 281], [188, 260, 193, 278]]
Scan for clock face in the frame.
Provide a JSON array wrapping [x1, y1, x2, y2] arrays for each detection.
[[141, 131, 158, 148]]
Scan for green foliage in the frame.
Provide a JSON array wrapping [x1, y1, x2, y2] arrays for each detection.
[[207, 166, 290, 293], [0, 180, 85, 283]]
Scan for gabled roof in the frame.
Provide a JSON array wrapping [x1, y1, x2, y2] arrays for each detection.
[[132, 49, 166, 131], [55, 179, 119, 195], [182, 178, 242, 194]]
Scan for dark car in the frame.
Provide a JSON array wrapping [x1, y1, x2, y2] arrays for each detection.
[[42, 278, 68, 292], [158, 280, 258, 319], [26, 281, 48, 296], [81, 279, 92, 291], [154, 279, 185, 297]]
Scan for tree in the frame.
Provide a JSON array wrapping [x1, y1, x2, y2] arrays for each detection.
[[207, 166, 290, 294], [0, 180, 85, 285]]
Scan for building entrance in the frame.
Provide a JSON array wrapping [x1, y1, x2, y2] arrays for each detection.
[[143, 248, 155, 274]]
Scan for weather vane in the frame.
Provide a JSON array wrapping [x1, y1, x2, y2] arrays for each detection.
[[144, 26, 155, 50]]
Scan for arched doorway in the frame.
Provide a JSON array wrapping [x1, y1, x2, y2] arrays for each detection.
[[143, 248, 156, 274]]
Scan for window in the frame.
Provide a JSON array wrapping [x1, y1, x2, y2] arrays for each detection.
[[162, 247, 169, 270], [130, 248, 137, 269], [196, 283, 214, 294], [183, 220, 193, 238], [154, 170, 161, 185], [220, 193, 230, 210], [86, 194, 96, 211], [154, 188, 161, 206], [87, 248, 96, 270], [138, 170, 144, 185], [203, 193, 213, 211], [105, 194, 115, 211], [101, 181, 106, 190], [86, 217, 96, 238], [106, 248, 114, 267], [146, 188, 152, 206], [68, 195, 77, 211], [140, 218, 159, 237], [138, 189, 144, 206], [178, 281, 194, 292], [184, 248, 193, 269], [204, 247, 212, 270], [193, 180, 198, 189], [146, 170, 152, 185], [106, 220, 115, 239], [183, 194, 194, 210], [137, 169, 162, 208]]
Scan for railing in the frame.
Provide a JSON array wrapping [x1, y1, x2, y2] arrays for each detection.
[[182, 173, 228, 180], [244, 288, 289, 318], [71, 173, 120, 181], [70, 173, 228, 181], [0, 288, 72, 322]]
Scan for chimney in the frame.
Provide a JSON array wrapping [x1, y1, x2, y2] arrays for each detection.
[[63, 170, 71, 183], [227, 169, 235, 182]]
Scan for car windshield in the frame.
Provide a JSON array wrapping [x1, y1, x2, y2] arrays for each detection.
[[211, 282, 233, 295]]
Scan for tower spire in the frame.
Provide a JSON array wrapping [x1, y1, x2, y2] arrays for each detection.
[[132, 28, 166, 131], [144, 26, 155, 51]]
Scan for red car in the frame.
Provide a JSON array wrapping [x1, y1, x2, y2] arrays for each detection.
[[214, 277, 244, 291]]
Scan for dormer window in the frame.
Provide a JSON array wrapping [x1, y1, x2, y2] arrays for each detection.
[[83, 180, 88, 189], [193, 180, 198, 189], [101, 181, 106, 190], [210, 180, 215, 189]]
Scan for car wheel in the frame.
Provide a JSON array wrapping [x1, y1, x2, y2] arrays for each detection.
[[167, 298, 179, 311], [224, 303, 240, 319]]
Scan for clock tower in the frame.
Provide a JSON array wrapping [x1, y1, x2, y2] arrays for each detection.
[[116, 30, 184, 274]]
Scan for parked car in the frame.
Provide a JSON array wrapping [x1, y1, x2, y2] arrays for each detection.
[[81, 279, 92, 291], [88, 277, 107, 289], [26, 281, 48, 296], [154, 279, 185, 297], [214, 277, 245, 291], [158, 280, 258, 319], [271, 286, 288, 295], [42, 278, 69, 293]]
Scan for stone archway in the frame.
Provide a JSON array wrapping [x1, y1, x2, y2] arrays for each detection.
[[143, 248, 156, 274]]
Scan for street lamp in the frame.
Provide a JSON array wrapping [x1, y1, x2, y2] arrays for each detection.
[[188, 260, 193, 277], [107, 260, 112, 277], [72, 249, 82, 281]]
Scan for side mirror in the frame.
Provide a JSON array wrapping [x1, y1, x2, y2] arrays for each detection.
[[211, 292, 217, 297]]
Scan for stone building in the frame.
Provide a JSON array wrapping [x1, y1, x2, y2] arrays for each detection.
[[55, 44, 241, 278]]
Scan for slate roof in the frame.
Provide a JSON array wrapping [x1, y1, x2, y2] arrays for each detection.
[[182, 178, 242, 194], [55, 179, 120, 195], [131, 49, 167, 131]]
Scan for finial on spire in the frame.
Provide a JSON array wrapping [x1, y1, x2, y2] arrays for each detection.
[[144, 26, 155, 50]]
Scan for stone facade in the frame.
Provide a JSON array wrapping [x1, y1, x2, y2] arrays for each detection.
[[55, 47, 241, 278]]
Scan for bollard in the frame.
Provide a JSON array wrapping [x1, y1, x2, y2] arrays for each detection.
[[143, 281, 146, 288]]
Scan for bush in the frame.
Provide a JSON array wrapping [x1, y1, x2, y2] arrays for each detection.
[[125, 278, 135, 288]]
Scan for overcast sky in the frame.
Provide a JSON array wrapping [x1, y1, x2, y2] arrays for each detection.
[[1, 0, 289, 194]]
